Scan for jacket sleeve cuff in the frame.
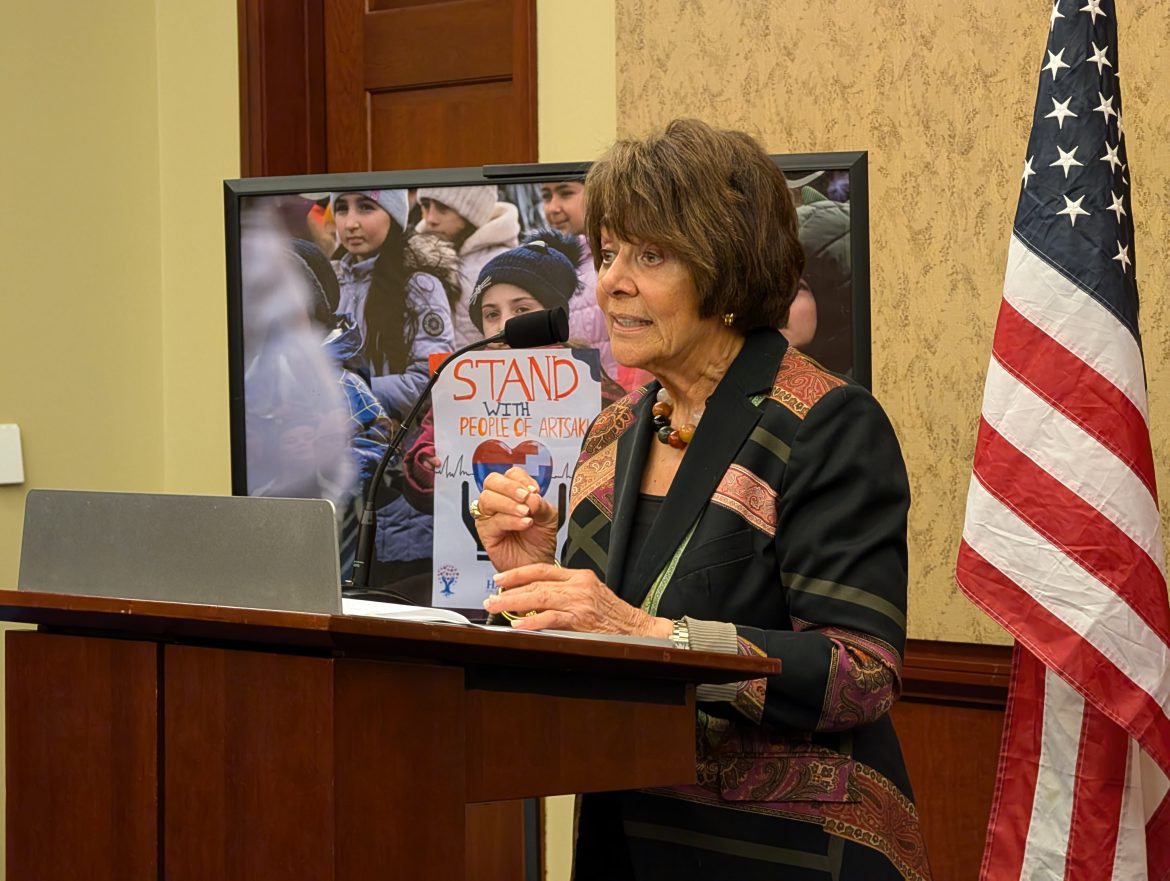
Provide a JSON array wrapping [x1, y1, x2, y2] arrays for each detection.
[[684, 617, 738, 653], [686, 618, 741, 703]]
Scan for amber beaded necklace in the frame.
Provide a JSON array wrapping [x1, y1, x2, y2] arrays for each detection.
[[651, 387, 702, 449]]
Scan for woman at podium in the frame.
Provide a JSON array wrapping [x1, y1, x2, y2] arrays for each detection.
[[473, 119, 928, 881]]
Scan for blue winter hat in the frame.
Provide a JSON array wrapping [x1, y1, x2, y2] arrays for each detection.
[[330, 189, 408, 231], [469, 229, 582, 331]]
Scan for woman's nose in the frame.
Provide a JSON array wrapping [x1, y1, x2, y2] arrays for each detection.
[[601, 254, 634, 297]]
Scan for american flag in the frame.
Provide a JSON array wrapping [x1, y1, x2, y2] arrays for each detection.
[[955, 1, 1170, 878]]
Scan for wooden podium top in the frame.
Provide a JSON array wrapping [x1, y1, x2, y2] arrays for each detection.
[[0, 589, 778, 684]]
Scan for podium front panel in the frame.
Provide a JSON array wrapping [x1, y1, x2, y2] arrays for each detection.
[[7, 631, 159, 881]]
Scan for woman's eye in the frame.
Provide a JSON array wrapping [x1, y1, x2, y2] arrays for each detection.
[[599, 249, 616, 264]]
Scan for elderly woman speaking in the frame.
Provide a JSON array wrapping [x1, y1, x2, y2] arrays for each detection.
[[473, 119, 928, 881]]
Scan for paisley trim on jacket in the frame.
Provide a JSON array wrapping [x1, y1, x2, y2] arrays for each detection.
[[770, 348, 847, 418], [798, 625, 902, 733], [648, 753, 930, 881], [711, 464, 779, 537], [570, 443, 618, 520], [580, 384, 650, 458]]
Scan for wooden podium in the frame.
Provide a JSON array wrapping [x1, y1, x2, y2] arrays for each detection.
[[1, 591, 777, 880]]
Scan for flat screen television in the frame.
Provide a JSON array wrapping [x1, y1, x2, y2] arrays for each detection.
[[224, 152, 870, 607]]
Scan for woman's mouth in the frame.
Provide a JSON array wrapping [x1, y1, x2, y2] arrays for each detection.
[[610, 315, 652, 331]]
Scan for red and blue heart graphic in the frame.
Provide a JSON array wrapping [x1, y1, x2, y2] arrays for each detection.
[[472, 440, 554, 495]]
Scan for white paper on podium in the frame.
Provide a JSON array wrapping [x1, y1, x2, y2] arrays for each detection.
[[342, 598, 473, 625], [429, 349, 602, 608]]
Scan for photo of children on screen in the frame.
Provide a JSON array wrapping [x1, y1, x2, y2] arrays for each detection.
[[241, 171, 854, 600]]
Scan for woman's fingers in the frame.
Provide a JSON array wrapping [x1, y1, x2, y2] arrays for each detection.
[[479, 513, 535, 535], [483, 469, 537, 501], [509, 609, 573, 632], [493, 563, 565, 590], [476, 470, 558, 536], [476, 486, 533, 519], [503, 466, 540, 492], [483, 581, 556, 616]]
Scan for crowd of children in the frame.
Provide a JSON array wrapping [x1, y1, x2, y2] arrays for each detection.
[[246, 181, 622, 595], [244, 174, 851, 595]]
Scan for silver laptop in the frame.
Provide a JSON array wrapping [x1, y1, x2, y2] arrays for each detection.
[[18, 490, 342, 614]]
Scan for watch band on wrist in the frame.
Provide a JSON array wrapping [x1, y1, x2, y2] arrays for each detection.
[[670, 618, 690, 649]]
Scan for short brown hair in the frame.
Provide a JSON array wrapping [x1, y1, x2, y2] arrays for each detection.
[[584, 119, 805, 331]]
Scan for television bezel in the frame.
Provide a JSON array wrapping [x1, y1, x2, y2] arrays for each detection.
[[224, 151, 870, 497]]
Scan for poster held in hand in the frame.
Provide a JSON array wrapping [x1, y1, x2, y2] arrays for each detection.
[[431, 348, 602, 608]]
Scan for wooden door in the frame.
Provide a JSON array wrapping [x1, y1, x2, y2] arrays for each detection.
[[238, 0, 537, 176], [324, 0, 537, 172]]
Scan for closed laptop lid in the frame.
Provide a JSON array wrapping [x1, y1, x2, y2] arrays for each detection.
[[18, 490, 342, 614]]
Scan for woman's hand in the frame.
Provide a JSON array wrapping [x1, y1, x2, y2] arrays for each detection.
[[484, 563, 673, 638], [473, 467, 560, 572]]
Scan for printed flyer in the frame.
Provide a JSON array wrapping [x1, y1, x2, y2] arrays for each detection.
[[430, 348, 602, 608]]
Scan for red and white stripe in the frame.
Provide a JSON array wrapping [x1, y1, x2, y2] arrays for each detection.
[[957, 235, 1170, 880]]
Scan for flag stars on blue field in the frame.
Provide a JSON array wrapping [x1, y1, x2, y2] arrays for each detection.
[[1026, 0, 1135, 274], [1050, 145, 1084, 178], [1107, 191, 1125, 222], [1045, 96, 1077, 128], [1079, 0, 1106, 24], [1043, 48, 1071, 79], [1087, 42, 1112, 74], [1101, 142, 1121, 171], [1113, 242, 1131, 273], [1057, 194, 1090, 226], [1093, 92, 1117, 121]]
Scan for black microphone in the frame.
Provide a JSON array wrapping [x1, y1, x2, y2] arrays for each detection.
[[348, 306, 569, 590], [504, 305, 569, 349]]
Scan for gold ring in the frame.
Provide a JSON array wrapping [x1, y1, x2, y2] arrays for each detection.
[[469, 498, 492, 521]]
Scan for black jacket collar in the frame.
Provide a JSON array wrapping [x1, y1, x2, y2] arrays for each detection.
[[606, 330, 789, 602]]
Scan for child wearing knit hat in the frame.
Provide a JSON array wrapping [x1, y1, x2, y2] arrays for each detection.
[[415, 185, 520, 348], [468, 232, 581, 337]]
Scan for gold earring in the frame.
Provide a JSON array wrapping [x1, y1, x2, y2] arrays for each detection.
[[723, 313, 735, 327]]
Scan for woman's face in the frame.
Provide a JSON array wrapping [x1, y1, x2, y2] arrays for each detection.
[[419, 198, 470, 242], [479, 284, 544, 341], [540, 182, 586, 236], [596, 228, 709, 373], [334, 194, 391, 257]]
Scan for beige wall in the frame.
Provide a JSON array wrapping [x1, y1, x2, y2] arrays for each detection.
[[0, 0, 239, 581], [538, 0, 617, 163], [0, 0, 240, 872], [1, 1, 165, 587], [614, 0, 1170, 644], [157, 3, 241, 494]]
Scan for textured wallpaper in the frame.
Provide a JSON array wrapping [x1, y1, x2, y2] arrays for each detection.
[[615, 0, 1170, 644]]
